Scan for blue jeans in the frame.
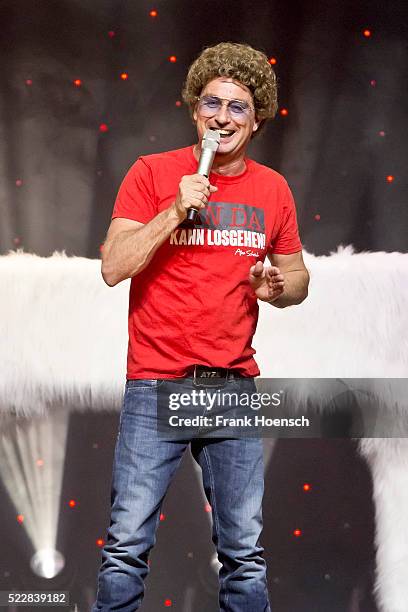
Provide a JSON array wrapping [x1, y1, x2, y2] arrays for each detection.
[[92, 377, 271, 611]]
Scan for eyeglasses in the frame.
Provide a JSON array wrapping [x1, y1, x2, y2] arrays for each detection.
[[196, 95, 254, 120]]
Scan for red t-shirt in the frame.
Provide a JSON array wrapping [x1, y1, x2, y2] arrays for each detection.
[[112, 145, 302, 378]]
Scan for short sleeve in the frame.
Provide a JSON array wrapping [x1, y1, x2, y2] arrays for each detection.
[[111, 157, 157, 224], [269, 180, 303, 254]]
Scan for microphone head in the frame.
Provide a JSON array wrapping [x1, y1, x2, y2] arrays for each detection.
[[202, 128, 221, 151]]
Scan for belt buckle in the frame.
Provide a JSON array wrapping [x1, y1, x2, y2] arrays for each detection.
[[193, 365, 228, 388]]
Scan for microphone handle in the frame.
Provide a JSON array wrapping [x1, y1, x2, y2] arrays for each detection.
[[186, 207, 200, 223], [187, 147, 216, 223]]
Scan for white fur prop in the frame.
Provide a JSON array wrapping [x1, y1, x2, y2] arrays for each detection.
[[0, 251, 129, 415], [257, 246, 408, 379], [1, 247, 407, 417], [1, 247, 408, 612]]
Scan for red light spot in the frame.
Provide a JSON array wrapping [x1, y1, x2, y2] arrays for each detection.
[[150, 9, 158, 17], [164, 599, 172, 607], [96, 538, 105, 547], [169, 55, 177, 63], [36, 459, 44, 467], [15, 179, 23, 187], [120, 72, 128, 80], [99, 244, 104, 253], [13, 237, 21, 245], [73, 79, 82, 87], [17, 514, 24, 523], [363, 29, 371, 38], [386, 175, 394, 183], [204, 503, 212, 513], [160, 513, 165, 521], [280, 108, 288, 116], [25, 79, 33, 86], [99, 123, 109, 133], [314, 214, 321, 221], [108, 30, 115, 38], [269, 57, 277, 65], [175, 100, 182, 107], [69, 499, 76, 508], [370, 79, 376, 87], [293, 528, 302, 537], [379, 130, 385, 137], [303, 483, 311, 491]]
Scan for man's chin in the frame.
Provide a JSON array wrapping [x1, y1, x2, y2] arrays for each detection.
[[217, 140, 237, 154]]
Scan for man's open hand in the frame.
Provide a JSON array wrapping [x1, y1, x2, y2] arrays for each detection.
[[249, 261, 285, 303]]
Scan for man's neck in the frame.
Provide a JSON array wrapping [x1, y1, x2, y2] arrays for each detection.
[[193, 145, 247, 176]]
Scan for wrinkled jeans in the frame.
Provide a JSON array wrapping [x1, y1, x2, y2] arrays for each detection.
[[92, 377, 271, 611]]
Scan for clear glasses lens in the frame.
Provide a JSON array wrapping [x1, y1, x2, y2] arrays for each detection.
[[199, 96, 251, 119]]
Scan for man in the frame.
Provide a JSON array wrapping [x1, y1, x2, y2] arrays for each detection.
[[93, 42, 309, 611]]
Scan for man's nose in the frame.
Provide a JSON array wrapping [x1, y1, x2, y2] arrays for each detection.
[[214, 101, 231, 124]]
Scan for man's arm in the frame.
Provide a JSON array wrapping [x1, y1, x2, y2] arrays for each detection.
[[101, 174, 217, 287], [101, 208, 179, 287], [249, 251, 309, 308]]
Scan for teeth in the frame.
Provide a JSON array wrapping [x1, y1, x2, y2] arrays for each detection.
[[219, 130, 234, 136]]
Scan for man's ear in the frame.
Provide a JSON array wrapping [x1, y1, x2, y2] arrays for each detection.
[[193, 104, 198, 123], [252, 118, 260, 133]]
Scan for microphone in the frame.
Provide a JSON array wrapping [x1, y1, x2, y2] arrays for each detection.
[[186, 128, 221, 223]]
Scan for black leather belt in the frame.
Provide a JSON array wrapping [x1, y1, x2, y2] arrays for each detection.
[[191, 365, 241, 387]]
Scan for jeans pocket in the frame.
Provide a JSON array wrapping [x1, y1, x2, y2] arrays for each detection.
[[126, 379, 164, 390]]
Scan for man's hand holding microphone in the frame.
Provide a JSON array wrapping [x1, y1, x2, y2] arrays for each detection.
[[173, 128, 220, 223], [173, 174, 218, 222]]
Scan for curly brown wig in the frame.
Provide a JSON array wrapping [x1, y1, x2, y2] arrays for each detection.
[[182, 42, 278, 133]]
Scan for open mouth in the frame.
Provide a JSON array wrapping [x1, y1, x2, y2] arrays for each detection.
[[218, 129, 235, 139]]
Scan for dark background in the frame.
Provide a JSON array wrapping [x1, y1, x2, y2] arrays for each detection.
[[0, 0, 407, 258], [1, 0, 407, 610]]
